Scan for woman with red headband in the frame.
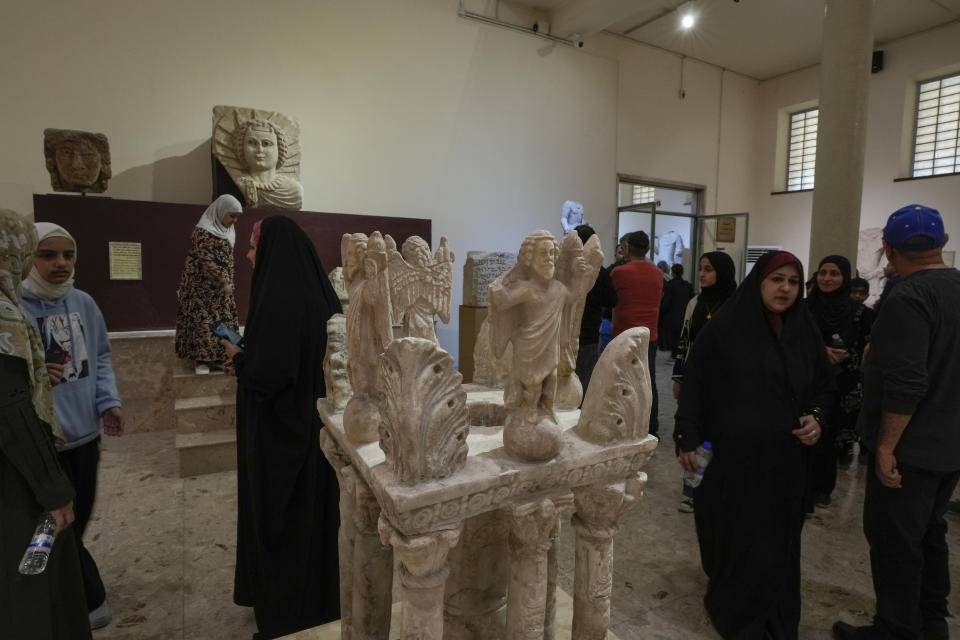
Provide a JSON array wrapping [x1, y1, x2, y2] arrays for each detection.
[[675, 250, 836, 640]]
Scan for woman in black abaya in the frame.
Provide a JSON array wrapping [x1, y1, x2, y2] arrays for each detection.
[[674, 251, 835, 640], [222, 216, 342, 639]]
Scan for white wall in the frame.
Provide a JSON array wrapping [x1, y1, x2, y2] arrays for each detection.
[[749, 21, 960, 274], [0, 0, 620, 360]]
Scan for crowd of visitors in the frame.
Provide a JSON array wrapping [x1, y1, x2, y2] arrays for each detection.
[[1, 201, 957, 640]]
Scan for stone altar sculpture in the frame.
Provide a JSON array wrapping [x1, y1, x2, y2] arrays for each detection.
[[386, 235, 455, 343], [858, 227, 889, 308], [555, 232, 603, 409], [211, 105, 303, 209], [316, 326, 657, 640], [560, 200, 590, 234], [488, 230, 598, 462], [322, 314, 352, 410], [341, 231, 392, 442], [43, 129, 111, 193]]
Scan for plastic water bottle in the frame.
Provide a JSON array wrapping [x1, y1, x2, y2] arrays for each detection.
[[683, 441, 714, 489], [19, 513, 56, 575]]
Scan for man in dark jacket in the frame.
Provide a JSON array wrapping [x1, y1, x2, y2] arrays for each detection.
[[833, 205, 960, 640]]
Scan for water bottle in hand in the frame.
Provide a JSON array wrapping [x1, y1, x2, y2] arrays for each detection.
[[683, 441, 713, 489], [19, 513, 56, 575]]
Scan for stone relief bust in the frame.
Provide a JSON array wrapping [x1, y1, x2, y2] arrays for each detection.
[[212, 105, 303, 210], [560, 200, 589, 234], [43, 129, 111, 193]]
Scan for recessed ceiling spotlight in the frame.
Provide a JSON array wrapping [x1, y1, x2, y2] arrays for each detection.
[[681, 12, 696, 28]]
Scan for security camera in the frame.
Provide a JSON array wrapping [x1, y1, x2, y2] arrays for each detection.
[[578, 41, 584, 48]]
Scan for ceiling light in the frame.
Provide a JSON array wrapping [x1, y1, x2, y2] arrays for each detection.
[[681, 12, 695, 29]]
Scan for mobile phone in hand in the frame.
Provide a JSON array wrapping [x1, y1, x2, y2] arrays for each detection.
[[213, 323, 244, 348]]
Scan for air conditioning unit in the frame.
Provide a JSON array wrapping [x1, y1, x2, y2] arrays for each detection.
[[745, 245, 782, 276]]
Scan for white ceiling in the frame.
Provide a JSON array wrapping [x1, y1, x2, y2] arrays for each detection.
[[504, 0, 960, 80]]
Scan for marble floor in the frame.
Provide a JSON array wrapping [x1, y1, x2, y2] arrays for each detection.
[[85, 355, 960, 639]]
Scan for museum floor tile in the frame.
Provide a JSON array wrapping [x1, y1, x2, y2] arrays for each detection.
[[85, 355, 960, 639]]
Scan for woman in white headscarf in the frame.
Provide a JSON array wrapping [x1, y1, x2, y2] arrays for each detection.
[[175, 195, 242, 373]]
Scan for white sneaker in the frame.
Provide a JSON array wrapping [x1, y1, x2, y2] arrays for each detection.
[[89, 600, 112, 630], [194, 362, 211, 375]]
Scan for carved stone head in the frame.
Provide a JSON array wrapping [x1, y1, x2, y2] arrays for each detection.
[[518, 230, 558, 282], [43, 129, 111, 193], [231, 119, 289, 172], [401, 236, 431, 268]]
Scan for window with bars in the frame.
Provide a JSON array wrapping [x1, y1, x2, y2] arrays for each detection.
[[631, 184, 656, 204], [786, 108, 818, 191], [912, 73, 960, 177]]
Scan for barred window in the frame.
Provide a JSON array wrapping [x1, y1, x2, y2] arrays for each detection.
[[786, 108, 818, 191], [912, 73, 960, 177], [632, 184, 655, 204]]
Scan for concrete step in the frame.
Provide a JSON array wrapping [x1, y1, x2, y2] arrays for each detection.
[[174, 394, 236, 434], [172, 369, 236, 399], [175, 428, 236, 477]]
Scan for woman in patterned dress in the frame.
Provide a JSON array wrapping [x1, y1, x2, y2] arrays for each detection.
[[174, 195, 242, 373]]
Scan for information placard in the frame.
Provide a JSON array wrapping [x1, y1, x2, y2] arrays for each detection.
[[108, 242, 143, 280]]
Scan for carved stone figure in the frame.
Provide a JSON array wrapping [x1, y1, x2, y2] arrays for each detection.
[[212, 105, 303, 209], [327, 266, 349, 308], [378, 338, 468, 484], [560, 200, 589, 234], [472, 316, 512, 388], [858, 227, 889, 308], [385, 235, 454, 343], [323, 314, 352, 410], [463, 252, 517, 307], [555, 232, 603, 409], [488, 230, 598, 462], [575, 327, 652, 445], [43, 129, 111, 193], [342, 231, 392, 442]]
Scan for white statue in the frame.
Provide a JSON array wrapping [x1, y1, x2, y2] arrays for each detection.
[[654, 230, 684, 267], [386, 235, 454, 343], [341, 231, 392, 442], [560, 200, 590, 234], [212, 105, 303, 209], [555, 232, 603, 409], [858, 227, 889, 308], [488, 230, 598, 462]]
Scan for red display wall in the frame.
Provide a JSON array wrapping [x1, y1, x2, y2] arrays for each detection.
[[34, 194, 431, 331]]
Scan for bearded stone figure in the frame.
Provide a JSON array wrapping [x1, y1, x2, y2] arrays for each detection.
[[211, 106, 303, 210], [43, 129, 111, 193]]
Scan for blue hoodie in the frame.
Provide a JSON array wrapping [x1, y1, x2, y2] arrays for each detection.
[[21, 286, 121, 450]]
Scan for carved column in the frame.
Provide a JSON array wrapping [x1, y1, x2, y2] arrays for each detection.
[[570, 475, 645, 640], [544, 517, 561, 640], [351, 477, 394, 640], [444, 511, 510, 639], [380, 518, 462, 640], [319, 429, 356, 640], [503, 494, 571, 640]]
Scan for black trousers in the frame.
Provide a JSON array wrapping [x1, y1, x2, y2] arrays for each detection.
[[648, 339, 659, 437], [58, 438, 106, 612], [863, 456, 959, 640]]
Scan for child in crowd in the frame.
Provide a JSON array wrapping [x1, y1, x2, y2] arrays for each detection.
[[21, 222, 123, 631]]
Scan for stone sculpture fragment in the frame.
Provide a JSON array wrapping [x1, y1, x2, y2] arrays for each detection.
[[378, 337, 468, 484], [341, 231, 392, 442], [212, 105, 303, 209], [385, 235, 454, 343], [323, 314, 352, 410], [43, 129, 111, 193]]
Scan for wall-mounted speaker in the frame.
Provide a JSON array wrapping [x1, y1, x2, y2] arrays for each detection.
[[872, 50, 884, 73]]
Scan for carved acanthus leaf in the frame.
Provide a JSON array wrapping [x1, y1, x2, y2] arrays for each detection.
[[574, 327, 652, 445], [378, 338, 469, 484]]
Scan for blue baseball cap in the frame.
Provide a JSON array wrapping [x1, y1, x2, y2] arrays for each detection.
[[882, 204, 945, 252]]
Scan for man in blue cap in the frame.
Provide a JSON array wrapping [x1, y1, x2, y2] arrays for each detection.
[[833, 205, 960, 640]]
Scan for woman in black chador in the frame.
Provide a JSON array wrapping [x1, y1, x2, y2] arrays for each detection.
[[805, 255, 873, 506], [674, 251, 836, 640], [222, 216, 342, 640]]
